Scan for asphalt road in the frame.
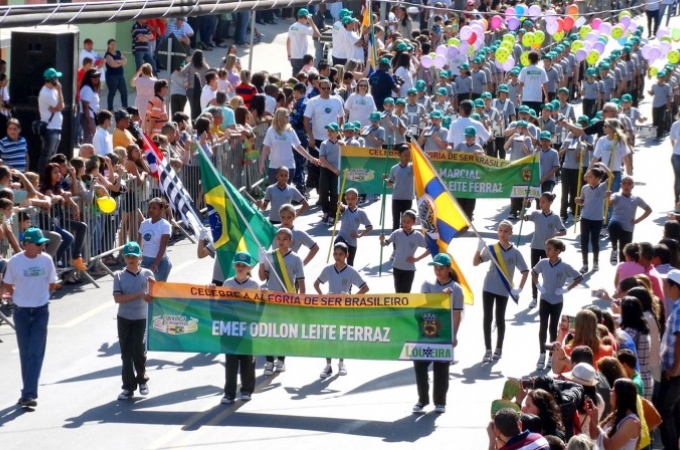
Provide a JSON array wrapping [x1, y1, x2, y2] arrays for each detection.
[[0, 14, 677, 450]]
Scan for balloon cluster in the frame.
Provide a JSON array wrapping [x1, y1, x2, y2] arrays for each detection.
[[422, 18, 489, 69]]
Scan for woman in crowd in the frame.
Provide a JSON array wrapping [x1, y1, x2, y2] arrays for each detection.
[[586, 378, 640, 449], [345, 78, 376, 128], [181, 50, 211, 119], [626, 286, 663, 389], [222, 54, 241, 86], [138, 197, 172, 282], [80, 68, 102, 145], [520, 388, 566, 441], [552, 309, 614, 374], [104, 38, 128, 111], [619, 296, 653, 400], [235, 70, 259, 109], [131, 63, 156, 120]]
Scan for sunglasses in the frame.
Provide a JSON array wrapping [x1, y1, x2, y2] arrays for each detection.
[[320, 86, 331, 91]]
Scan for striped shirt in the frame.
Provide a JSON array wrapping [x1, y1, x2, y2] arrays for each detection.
[[0, 136, 27, 172], [146, 95, 168, 136]]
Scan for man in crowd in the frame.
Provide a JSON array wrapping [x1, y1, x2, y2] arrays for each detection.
[[131, 19, 156, 74], [487, 408, 550, 450], [37, 68, 64, 174], [287, 8, 321, 77]]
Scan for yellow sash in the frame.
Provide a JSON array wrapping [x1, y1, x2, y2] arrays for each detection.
[[274, 249, 296, 293]]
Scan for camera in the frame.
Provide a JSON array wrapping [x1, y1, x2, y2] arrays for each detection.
[[543, 343, 555, 352], [521, 377, 533, 389]]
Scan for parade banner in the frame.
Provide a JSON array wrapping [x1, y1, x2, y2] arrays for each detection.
[[340, 146, 540, 199], [148, 282, 454, 362]]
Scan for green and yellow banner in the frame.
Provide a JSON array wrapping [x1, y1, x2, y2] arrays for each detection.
[[340, 146, 540, 198], [147, 282, 454, 361]]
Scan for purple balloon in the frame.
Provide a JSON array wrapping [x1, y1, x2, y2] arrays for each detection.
[[649, 47, 662, 61], [641, 44, 651, 59], [459, 41, 470, 55], [592, 42, 605, 54], [474, 38, 484, 50], [619, 16, 631, 28], [657, 28, 670, 38], [599, 23, 612, 35], [575, 48, 588, 62], [436, 45, 448, 56], [496, 60, 504, 70], [660, 41, 672, 55], [447, 45, 459, 58], [502, 57, 516, 72], [546, 21, 559, 35], [507, 17, 520, 31], [586, 32, 599, 43]]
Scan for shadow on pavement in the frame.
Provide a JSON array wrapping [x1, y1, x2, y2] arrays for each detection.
[[450, 361, 505, 385], [0, 404, 35, 427], [284, 377, 341, 400], [342, 367, 414, 397]]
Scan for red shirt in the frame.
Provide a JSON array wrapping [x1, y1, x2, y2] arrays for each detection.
[[76, 67, 86, 101]]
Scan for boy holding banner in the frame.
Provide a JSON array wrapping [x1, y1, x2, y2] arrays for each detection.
[[314, 242, 369, 379], [336, 188, 373, 267], [258, 228, 306, 375]]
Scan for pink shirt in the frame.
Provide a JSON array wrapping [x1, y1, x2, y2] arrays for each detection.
[[616, 261, 645, 288], [644, 265, 665, 308]]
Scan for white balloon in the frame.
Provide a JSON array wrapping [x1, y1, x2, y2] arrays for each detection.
[[434, 54, 447, 69], [436, 45, 448, 56], [421, 55, 433, 69], [574, 17, 587, 29]]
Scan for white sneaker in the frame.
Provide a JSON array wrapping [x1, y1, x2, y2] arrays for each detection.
[[320, 364, 333, 379], [338, 362, 347, 375], [118, 389, 133, 400], [275, 360, 286, 372], [412, 402, 427, 413], [536, 353, 546, 370], [221, 396, 234, 404], [240, 393, 252, 402], [579, 264, 588, 274], [592, 263, 599, 272], [139, 383, 149, 396], [483, 349, 492, 363], [434, 404, 446, 414], [529, 298, 537, 309], [264, 362, 274, 376], [493, 348, 502, 360]]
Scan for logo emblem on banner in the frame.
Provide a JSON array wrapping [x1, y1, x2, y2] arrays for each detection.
[[152, 314, 199, 335], [420, 313, 441, 337], [399, 342, 453, 361], [417, 194, 439, 241]]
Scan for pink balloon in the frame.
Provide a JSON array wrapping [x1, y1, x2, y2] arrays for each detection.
[[436, 45, 448, 56], [421, 55, 433, 68], [575, 49, 588, 62], [591, 18, 602, 30], [507, 17, 520, 31], [502, 56, 516, 72], [447, 46, 459, 58], [459, 41, 470, 55], [599, 22, 612, 35], [505, 7, 516, 18], [434, 54, 447, 69], [619, 16, 631, 28], [490, 16, 503, 30], [460, 26, 473, 41]]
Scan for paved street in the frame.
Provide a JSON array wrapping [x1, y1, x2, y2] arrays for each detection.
[[0, 13, 678, 450]]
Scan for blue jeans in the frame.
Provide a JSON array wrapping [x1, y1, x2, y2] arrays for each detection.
[[672, 154, 680, 204], [133, 51, 156, 75], [235, 11, 250, 45], [39, 129, 61, 174], [106, 73, 128, 110], [199, 15, 217, 45], [142, 255, 172, 282], [662, 3, 674, 26], [14, 304, 49, 401]]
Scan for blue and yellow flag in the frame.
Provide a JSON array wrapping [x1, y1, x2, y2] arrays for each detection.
[[198, 150, 277, 279], [411, 142, 474, 305], [362, 5, 376, 72]]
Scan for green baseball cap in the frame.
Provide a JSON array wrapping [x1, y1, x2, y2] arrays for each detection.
[[442, 116, 452, 128], [428, 253, 452, 266], [474, 98, 485, 108], [539, 131, 552, 141], [378, 57, 391, 67], [369, 112, 381, 121], [458, 63, 470, 70], [429, 110, 443, 119], [464, 126, 477, 137], [233, 251, 254, 266], [541, 103, 552, 111], [22, 227, 48, 246], [297, 8, 310, 17], [621, 93, 633, 102], [342, 122, 355, 131], [122, 241, 141, 256], [516, 120, 528, 128], [342, 16, 357, 26], [438, 70, 450, 78], [518, 105, 530, 114], [395, 98, 406, 105], [529, 110, 537, 118], [498, 84, 509, 93], [396, 42, 413, 52], [558, 87, 570, 95], [436, 87, 448, 96], [325, 122, 341, 131], [383, 97, 395, 105], [481, 91, 492, 99], [542, 54, 552, 61], [351, 120, 361, 129], [407, 88, 417, 95], [415, 80, 427, 91], [523, 19, 533, 27], [577, 115, 589, 123], [658, 70, 667, 78], [471, 113, 481, 121], [599, 62, 610, 70], [589, 118, 599, 125], [339, 8, 352, 18], [586, 68, 597, 76], [551, 99, 561, 109], [43, 68, 62, 79]]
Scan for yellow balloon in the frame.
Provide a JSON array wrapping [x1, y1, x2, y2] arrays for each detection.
[[97, 196, 117, 214], [448, 37, 460, 47], [521, 51, 530, 66], [670, 50, 680, 64], [534, 30, 546, 45], [579, 25, 592, 40], [554, 31, 565, 42], [612, 25, 624, 39], [522, 32, 535, 48], [468, 45, 476, 56], [661, 36, 672, 44], [571, 40, 584, 52], [503, 34, 515, 43], [618, 11, 632, 20], [496, 47, 510, 63], [650, 67, 658, 77], [587, 50, 600, 66]]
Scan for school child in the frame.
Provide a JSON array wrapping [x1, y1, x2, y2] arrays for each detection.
[[506, 69, 521, 104], [385, 144, 414, 233], [581, 68, 601, 119], [532, 238, 583, 370], [434, 70, 457, 110], [415, 80, 432, 111], [537, 131, 560, 196], [456, 63, 472, 104], [473, 220, 529, 362], [351, 121, 366, 146], [258, 166, 308, 225], [621, 93, 647, 125], [607, 175, 652, 265], [648, 70, 672, 138], [481, 92, 502, 157], [537, 104, 556, 137], [558, 118, 590, 221], [543, 54, 560, 102], [278, 204, 319, 266], [404, 88, 428, 136], [504, 120, 533, 219], [432, 87, 453, 115], [523, 192, 566, 309], [575, 163, 612, 274], [221, 251, 259, 404], [492, 84, 516, 160], [318, 122, 342, 225], [314, 242, 369, 379], [470, 58, 487, 100], [362, 111, 386, 148], [454, 126, 484, 154], [379, 209, 428, 293], [614, 243, 645, 290], [419, 110, 448, 153], [258, 227, 306, 375], [113, 241, 154, 400], [412, 253, 464, 414], [598, 63, 617, 103], [381, 97, 406, 148], [342, 123, 358, 145], [336, 188, 373, 266]]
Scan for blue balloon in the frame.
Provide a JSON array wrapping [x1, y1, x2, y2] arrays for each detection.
[[617, 37, 628, 45], [597, 36, 608, 44], [515, 5, 526, 17]]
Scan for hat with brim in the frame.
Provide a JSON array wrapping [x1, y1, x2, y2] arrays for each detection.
[[563, 363, 598, 387], [464, 126, 477, 137], [428, 253, 451, 266], [297, 8, 310, 17], [539, 131, 552, 140], [474, 99, 485, 108], [342, 16, 357, 26], [325, 122, 341, 131], [621, 94, 633, 102], [481, 91, 492, 99], [43, 68, 63, 79], [498, 84, 509, 93], [339, 8, 352, 18], [23, 227, 50, 245], [429, 110, 443, 119], [407, 88, 417, 95], [369, 112, 381, 121], [397, 42, 413, 52], [415, 80, 427, 91], [436, 87, 448, 96], [233, 251, 254, 266]]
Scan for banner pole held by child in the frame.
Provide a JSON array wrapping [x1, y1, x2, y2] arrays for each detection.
[[327, 169, 349, 263]]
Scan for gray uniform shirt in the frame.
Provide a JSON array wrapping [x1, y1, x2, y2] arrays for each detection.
[[652, 83, 671, 108], [610, 193, 649, 233], [471, 70, 487, 94], [264, 250, 305, 292], [417, 94, 432, 110], [384, 228, 426, 271], [319, 139, 342, 168], [480, 243, 529, 296], [457, 75, 472, 94], [264, 184, 304, 222], [362, 125, 386, 148], [509, 135, 533, 161], [423, 126, 449, 152], [532, 258, 582, 304], [290, 227, 318, 254], [546, 67, 560, 93], [582, 80, 600, 100], [579, 182, 608, 221], [113, 268, 155, 320], [223, 276, 260, 289], [338, 207, 372, 247], [527, 211, 565, 250], [405, 103, 427, 127], [454, 142, 484, 153], [317, 263, 366, 293], [539, 147, 560, 183], [389, 162, 415, 200], [421, 278, 464, 310]]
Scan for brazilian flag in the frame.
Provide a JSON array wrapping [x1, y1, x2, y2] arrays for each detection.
[[198, 151, 276, 279]]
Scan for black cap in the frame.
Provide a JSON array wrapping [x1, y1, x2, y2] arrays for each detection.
[[114, 109, 130, 122]]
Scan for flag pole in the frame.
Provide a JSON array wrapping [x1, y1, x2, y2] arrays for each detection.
[[574, 139, 585, 234], [327, 169, 349, 263], [411, 140, 518, 301], [378, 138, 391, 277], [368, 0, 377, 69], [196, 144, 286, 291], [603, 136, 618, 224], [515, 153, 537, 246]]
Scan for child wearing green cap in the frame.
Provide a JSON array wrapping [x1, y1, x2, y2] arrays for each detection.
[[434, 71, 457, 110], [415, 81, 433, 111], [581, 70, 602, 119], [470, 60, 487, 101], [432, 87, 453, 116], [456, 64, 472, 104], [362, 111, 386, 149], [405, 89, 428, 135], [648, 72, 672, 138], [113, 241, 154, 400], [318, 123, 343, 225], [381, 98, 406, 148], [454, 126, 484, 154], [505, 121, 534, 219], [419, 111, 448, 153], [507, 71, 521, 106], [492, 87, 516, 160]]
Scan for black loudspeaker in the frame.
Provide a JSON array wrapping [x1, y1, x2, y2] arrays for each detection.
[[10, 29, 78, 169]]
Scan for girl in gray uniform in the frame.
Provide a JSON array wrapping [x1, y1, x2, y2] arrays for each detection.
[[575, 163, 612, 274], [221, 251, 260, 404], [473, 221, 529, 363], [412, 253, 464, 415], [381, 98, 406, 148], [362, 112, 386, 148], [607, 176, 652, 265], [581, 68, 601, 119], [379, 209, 429, 293], [279, 204, 319, 266], [531, 238, 583, 370], [524, 192, 566, 309], [336, 188, 373, 266], [419, 110, 448, 153]]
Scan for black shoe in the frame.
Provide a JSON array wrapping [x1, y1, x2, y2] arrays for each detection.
[[18, 398, 37, 408]]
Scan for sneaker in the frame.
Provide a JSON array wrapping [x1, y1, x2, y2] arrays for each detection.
[[221, 396, 234, 404], [326, 216, 335, 226], [338, 361, 347, 375], [139, 383, 149, 395], [508, 213, 518, 220], [610, 250, 618, 265], [593, 262, 599, 272], [483, 349, 492, 363], [240, 393, 252, 402], [17, 398, 37, 408], [536, 353, 546, 370], [70, 257, 88, 271], [263, 362, 274, 376], [579, 264, 588, 274], [118, 389, 133, 400], [412, 402, 427, 413], [529, 298, 537, 309], [434, 404, 446, 414], [321, 214, 328, 223], [320, 364, 333, 379], [546, 358, 552, 370], [493, 348, 502, 360], [275, 360, 286, 372]]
